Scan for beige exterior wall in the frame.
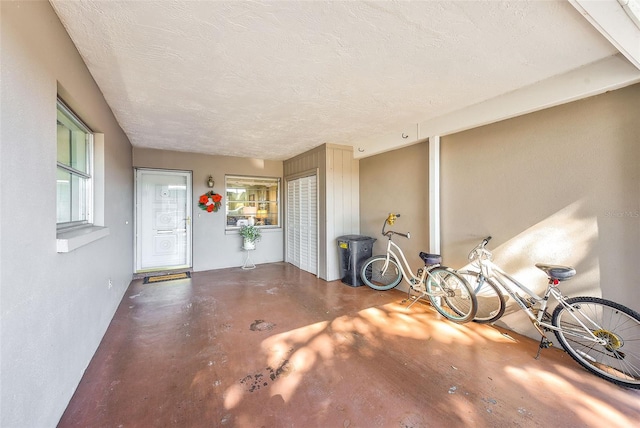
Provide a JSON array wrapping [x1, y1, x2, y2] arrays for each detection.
[[441, 83, 640, 337], [359, 85, 639, 338], [1, 2, 134, 426], [133, 148, 284, 271], [359, 141, 430, 291]]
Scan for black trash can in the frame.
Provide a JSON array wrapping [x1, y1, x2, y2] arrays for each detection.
[[337, 235, 376, 286]]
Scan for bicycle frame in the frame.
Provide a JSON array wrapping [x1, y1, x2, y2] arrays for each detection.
[[379, 232, 460, 303], [380, 238, 425, 287], [473, 250, 609, 346]]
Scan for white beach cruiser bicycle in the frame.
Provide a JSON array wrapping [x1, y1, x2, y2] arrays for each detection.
[[359, 214, 477, 323], [458, 236, 640, 389]]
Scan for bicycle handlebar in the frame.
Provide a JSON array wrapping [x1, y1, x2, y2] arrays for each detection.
[[382, 213, 410, 239], [469, 236, 493, 260]]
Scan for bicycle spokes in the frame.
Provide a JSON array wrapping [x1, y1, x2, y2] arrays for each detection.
[[424, 268, 477, 323], [552, 297, 640, 388]]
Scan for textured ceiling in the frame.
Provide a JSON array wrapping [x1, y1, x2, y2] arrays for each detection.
[[50, 0, 622, 160]]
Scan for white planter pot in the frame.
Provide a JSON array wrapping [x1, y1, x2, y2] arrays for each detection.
[[243, 239, 256, 250]]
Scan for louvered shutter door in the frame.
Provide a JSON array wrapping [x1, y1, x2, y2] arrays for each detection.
[[286, 175, 317, 275]]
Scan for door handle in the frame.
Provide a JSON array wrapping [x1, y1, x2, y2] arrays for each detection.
[[156, 230, 173, 234]]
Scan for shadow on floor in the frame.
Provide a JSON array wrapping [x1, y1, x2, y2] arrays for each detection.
[[59, 262, 640, 427]]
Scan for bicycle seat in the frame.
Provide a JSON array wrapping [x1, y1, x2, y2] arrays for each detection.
[[419, 252, 442, 266], [535, 263, 576, 281]]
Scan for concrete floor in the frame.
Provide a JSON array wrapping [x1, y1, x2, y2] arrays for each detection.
[[59, 262, 640, 427]]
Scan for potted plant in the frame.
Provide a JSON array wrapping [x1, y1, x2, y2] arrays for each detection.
[[239, 224, 261, 250]]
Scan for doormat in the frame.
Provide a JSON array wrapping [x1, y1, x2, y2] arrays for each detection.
[[143, 272, 191, 284]]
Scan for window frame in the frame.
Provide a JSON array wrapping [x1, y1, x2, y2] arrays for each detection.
[[56, 97, 94, 230], [225, 174, 281, 231]]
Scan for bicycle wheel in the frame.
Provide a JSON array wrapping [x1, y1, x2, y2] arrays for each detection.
[[552, 297, 640, 389], [360, 255, 402, 291], [425, 267, 477, 323], [457, 270, 505, 323]]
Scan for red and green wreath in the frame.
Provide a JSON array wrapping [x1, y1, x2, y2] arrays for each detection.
[[198, 191, 223, 212]]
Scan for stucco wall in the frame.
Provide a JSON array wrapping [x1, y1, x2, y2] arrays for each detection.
[[440, 83, 640, 337], [359, 85, 639, 339], [132, 148, 284, 270], [1, 1, 134, 426], [359, 141, 430, 292]]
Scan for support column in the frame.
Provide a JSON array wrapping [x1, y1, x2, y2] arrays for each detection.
[[429, 136, 440, 254]]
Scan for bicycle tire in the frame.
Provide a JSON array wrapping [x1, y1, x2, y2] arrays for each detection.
[[552, 296, 640, 389], [425, 267, 477, 323], [457, 270, 506, 323], [360, 255, 402, 291]]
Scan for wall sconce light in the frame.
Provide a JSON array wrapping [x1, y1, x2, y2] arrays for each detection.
[[207, 175, 215, 188]]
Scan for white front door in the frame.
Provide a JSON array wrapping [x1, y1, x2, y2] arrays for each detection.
[[135, 169, 192, 272]]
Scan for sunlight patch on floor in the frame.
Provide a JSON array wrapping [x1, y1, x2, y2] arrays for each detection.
[[223, 383, 244, 409], [504, 364, 636, 427], [250, 300, 509, 404]]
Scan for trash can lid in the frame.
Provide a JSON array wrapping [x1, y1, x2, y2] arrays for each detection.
[[337, 235, 376, 242]]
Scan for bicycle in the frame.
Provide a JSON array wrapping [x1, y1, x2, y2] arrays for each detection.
[[359, 214, 477, 323], [458, 236, 640, 389]]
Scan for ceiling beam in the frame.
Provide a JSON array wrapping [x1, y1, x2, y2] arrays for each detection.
[[353, 54, 640, 159], [569, 0, 640, 70]]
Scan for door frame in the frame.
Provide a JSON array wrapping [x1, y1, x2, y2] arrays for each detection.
[[134, 168, 193, 273]]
